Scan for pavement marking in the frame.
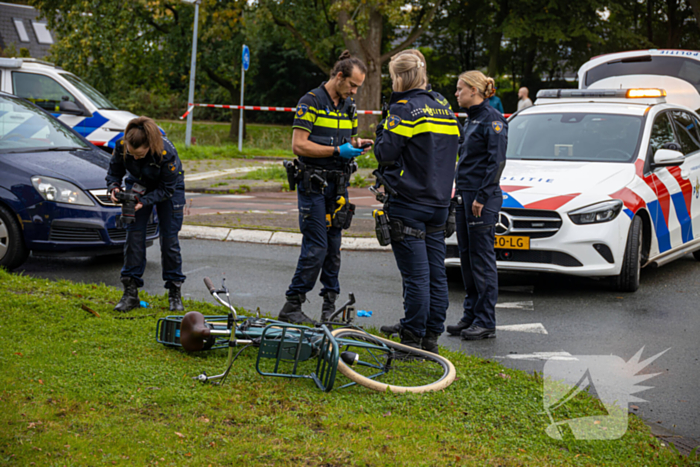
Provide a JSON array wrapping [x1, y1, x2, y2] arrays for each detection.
[[183, 266, 211, 275], [496, 323, 548, 334], [495, 351, 577, 361], [496, 301, 535, 311], [351, 196, 375, 200], [184, 166, 267, 182], [212, 194, 255, 199]]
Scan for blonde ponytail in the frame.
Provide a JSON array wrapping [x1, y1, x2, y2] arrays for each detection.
[[389, 49, 428, 93], [459, 71, 496, 99]]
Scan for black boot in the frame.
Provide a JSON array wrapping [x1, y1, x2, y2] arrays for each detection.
[[278, 294, 316, 325], [380, 322, 401, 336], [421, 330, 441, 354], [461, 324, 496, 340], [446, 319, 473, 336], [321, 291, 337, 322], [398, 327, 422, 350], [114, 277, 140, 312], [168, 284, 185, 312]]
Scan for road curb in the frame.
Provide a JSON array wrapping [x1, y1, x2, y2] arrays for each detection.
[[180, 224, 391, 251]]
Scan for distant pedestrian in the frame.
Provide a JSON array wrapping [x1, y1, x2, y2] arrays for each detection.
[[447, 70, 507, 341], [517, 87, 533, 111], [488, 93, 504, 114]]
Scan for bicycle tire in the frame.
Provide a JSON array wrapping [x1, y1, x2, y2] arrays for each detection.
[[330, 328, 456, 393]]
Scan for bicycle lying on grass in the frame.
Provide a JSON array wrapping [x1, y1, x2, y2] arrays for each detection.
[[156, 277, 456, 393]]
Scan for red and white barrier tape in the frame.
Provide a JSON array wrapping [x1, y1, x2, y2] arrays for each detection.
[[180, 103, 505, 119]]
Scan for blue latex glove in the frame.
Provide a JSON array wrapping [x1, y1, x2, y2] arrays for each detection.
[[338, 142, 363, 159]]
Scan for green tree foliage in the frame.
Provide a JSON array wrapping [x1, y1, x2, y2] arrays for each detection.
[[26, 0, 700, 121], [261, 0, 446, 132]]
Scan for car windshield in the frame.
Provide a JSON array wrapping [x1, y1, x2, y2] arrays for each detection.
[[59, 73, 117, 110], [0, 96, 89, 153], [506, 112, 643, 163]]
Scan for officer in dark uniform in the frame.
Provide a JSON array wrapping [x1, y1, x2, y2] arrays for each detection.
[[106, 116, 187, 312], [375, 50, 461, 353], [278, 51, 373, 324], [447, 71, 507, 340]]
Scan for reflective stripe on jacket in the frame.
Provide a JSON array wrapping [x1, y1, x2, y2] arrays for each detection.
[[374, 87, 461, 208]]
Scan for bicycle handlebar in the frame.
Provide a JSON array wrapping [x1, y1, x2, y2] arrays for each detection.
[[203, 277, 216, 294]]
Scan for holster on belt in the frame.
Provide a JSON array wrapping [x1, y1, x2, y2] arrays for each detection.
[[283, 159, 300, 191], [445, 195, 461, 237], [327, 195, 355, 230]]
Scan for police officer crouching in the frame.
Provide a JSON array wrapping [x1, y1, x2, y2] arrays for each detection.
[[374, 50, 461, 353], [279, 51, 374, 324], [106, 117, 187, 312], [447, 71, 507, 340]]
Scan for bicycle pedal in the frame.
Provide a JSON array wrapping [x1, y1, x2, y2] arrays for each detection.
[[193, 372, 208, 382]]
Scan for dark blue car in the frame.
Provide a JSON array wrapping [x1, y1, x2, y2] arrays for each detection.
[[0, 92, 158, 270]]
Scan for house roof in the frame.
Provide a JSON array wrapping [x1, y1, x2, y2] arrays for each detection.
[[0, 2, 55, 59]]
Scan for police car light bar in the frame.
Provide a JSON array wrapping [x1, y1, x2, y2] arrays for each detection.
[[536, 88, 666, 99], [626, 88, 667, 98]]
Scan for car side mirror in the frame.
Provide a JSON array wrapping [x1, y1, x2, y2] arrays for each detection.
[[652, 148, 685, 168], [58, 99, 84, 115]]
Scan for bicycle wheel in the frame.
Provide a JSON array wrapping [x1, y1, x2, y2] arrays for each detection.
[[330, 328, 456, 393]]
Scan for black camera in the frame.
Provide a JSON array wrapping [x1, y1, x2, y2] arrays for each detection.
[[114, 183, 146, 225]]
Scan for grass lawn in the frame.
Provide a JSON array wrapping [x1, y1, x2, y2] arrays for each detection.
[[0, 269, 692, 466]]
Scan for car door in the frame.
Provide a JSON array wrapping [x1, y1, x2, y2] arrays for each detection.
[[669, 110, 700, 245], [646, 112, 679, 253], [11, 71, 86, 135]]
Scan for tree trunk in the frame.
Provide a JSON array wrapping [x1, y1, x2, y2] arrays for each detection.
[[665, 0, 682, 48], [647, 0, 654, 44], [487, 0, 509, 78], [689, 0, 700, 29]]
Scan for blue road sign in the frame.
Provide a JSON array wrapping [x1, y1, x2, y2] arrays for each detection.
[[242, 45, 250, 72]]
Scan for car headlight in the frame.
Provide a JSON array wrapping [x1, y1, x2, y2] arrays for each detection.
[[568, 200, 623, 225], [31, 176, 95, 206]]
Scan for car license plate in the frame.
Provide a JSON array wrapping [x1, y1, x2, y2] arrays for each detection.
[[494, 235, 530, 250]]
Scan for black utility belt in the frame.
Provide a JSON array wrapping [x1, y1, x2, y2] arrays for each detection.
[[282, 158, 356, 195], [371, 196, 460, 246]]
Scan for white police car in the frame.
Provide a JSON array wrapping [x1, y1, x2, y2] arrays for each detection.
[[445, 88, 700, 291], [0, 58, 138, 152]]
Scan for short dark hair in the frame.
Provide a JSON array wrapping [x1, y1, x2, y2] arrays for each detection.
[[330, 50, 367, 78]]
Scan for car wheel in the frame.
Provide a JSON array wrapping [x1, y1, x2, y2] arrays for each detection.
[[0, 204, 29, 270], [693, 249, 700, 261], [615, 215, 642, 292]]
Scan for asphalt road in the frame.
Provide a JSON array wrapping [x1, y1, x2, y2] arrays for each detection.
[[18, 238, 700, 446]]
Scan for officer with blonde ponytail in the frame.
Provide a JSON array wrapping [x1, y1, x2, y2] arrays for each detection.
[[106, 116, 187, 312], [447, 71, 507, 340], [375, 49, 461, 354]]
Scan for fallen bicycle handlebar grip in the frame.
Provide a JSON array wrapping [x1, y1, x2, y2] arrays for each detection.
[[203, 277, 216, 294], [180, 311, 216, 352]]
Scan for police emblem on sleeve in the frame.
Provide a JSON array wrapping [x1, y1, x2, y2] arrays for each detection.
[[387, 115, 402, 129], [168, 162, 176, 172], [296, 104, 308, 118], [492, 121, 503, 133]]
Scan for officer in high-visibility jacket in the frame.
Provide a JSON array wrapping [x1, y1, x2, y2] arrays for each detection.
[[447, 70, 507, 340], [278, 51, 374, 325], [106, 116, 187, 312], [375, 50, 461, 354]]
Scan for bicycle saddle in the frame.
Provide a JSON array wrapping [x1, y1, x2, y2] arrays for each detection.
[[180, 311, 215, 352]]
